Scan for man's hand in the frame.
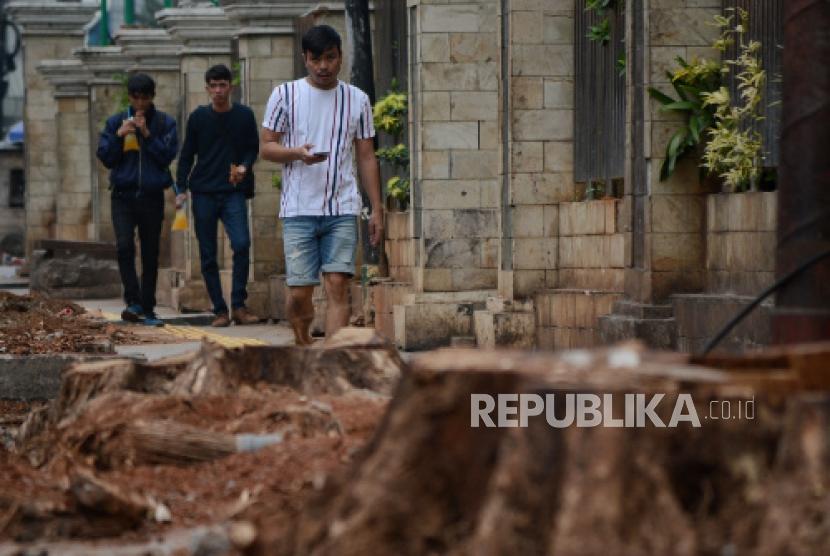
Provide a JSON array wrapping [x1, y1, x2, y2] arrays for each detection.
[[229, 164, 247, 185], [369, 208, 384, 246], [175, 193, 187, 209], [133, 111, 149, 138], [116, 119, 136, 138], [297, 143, 328, 166]]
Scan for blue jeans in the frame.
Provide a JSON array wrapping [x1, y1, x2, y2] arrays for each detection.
[[282, 215, 357, 286], [192, 191, 250, 314]]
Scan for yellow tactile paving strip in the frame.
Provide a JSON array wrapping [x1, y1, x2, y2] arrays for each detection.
[[101, 311, 267, 348]]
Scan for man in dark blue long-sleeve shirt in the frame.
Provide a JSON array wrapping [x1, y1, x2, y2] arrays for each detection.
[[176, 64, 260, 327], [97, 73, 177, 326]]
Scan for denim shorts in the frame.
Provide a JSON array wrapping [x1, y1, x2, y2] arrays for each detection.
[[282, 215, 358, 286]]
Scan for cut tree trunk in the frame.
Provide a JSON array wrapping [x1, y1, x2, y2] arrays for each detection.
[[281, 343, 830, 556]]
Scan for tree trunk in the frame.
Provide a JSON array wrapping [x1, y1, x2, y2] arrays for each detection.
[[286, 344, 830, 556]]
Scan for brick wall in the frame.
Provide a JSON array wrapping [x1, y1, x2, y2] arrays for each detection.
[[385, 211, 414, 283], [624, 0, 722, 302], [558, 199, 624, 290], [705, 192, 776, 296], [504, 0, 577, 298], [413, 0, 500, 292], [535, 199, 623, 351], [239, 33, 294, 280]]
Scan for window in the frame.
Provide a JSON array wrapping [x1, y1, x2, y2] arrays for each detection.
[[574, 1, 626, 198], [8, 169, 24, 208]]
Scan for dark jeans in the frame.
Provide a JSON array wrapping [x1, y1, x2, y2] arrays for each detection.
[[192, 191, 251, 315], [111, 191, 164, 314]]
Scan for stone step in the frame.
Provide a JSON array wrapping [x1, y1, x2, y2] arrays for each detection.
[[402, 289, 497, 306], [672, 293, 772, 353], [597, 314, 677, 350], [474, 309, 535, 349], [450, 336, 476, 348], [611, 300, 674, 320], [394, 301, 479, 351]]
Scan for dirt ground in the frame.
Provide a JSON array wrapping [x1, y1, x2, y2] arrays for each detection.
[[0, 392, 386, 545], [0, 291, 181, 355], [0, 332, 399, 553]]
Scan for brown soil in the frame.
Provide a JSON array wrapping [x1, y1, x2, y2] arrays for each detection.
[[0, 392, 386, 545], [0, 291, 180, 355], [0, 333, 400, 549]]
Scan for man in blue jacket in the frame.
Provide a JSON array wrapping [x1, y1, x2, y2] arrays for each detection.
[[175, 64, 260, 327], [96, 73, 177, 326]]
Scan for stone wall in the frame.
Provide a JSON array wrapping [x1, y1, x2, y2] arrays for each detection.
[[705, 192, 776, 296], [622, 0, 722, 303], [535, 200, 623, 350], [385, 210, 414, 283], [558, 199, 624, 290], [536, 289, 622, 350], [236, 32, 294, 281], [671, 192, 778, 354], [8, 0, 97, 259], [412, 0, 501, 292], [501, 0, 577, 299]]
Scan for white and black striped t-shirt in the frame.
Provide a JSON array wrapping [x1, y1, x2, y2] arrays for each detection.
[[263, 78, 375, 217]]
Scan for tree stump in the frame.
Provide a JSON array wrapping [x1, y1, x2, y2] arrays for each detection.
[[282, 344, 828, 556]]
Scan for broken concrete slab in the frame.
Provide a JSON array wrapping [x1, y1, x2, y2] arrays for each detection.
[[29, 253, 121, 300], [474, 309, 535, 349], [0, 354, 122, 400]]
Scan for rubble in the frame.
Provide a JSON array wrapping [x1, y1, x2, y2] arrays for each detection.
[[0, 291, 164, 355], [0, 329, 401, 548]]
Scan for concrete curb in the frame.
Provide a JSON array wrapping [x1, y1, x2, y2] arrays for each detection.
[[0, 354, 128, 400]]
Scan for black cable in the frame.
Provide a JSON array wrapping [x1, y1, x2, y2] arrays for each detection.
[[699, 247, 830, 356]]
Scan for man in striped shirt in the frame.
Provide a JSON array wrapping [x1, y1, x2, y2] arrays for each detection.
[[261, 25, 383, 345]]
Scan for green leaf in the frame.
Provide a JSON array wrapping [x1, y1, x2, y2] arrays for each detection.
[[660, 157, 672, 182], [671, 79, 690, 101], [661, 100, 696, 112], [689, 116, 701, 143], [667, 130, 686, 158], [648, 87, 676, 105]]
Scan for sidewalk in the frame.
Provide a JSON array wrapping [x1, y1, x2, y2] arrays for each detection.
[[0, 275, 296, 360], [77, 297, 296, 360]]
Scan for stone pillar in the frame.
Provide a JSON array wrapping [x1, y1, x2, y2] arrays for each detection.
[[74, 46, 132, 245], [6, 0, 98, 260], [158, 5, 234, 281], [37, 59, 94, 242], [622, 0, 721, 304], [499, 0, 576, 300], [157, 5, 235, 119], [114, 28, 183, 270], [409, 0, 501, 293], [223, 2, 310, 283]]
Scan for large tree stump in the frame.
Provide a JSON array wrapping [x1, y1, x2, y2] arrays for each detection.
[[279, 344, 828, 556]]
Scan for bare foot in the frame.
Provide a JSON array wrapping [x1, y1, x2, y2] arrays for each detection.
[[291, 323, 314, 346]]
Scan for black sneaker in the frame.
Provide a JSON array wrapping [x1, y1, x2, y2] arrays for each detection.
[[142, 313, 164, 327], [121, 304, 144, 322]]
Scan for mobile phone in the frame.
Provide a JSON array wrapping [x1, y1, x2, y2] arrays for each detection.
[[313, 151, 329, 158]]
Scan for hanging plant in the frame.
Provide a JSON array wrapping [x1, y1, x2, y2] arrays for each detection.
[[585, 0, 620, 45], [373, 83, 410, 210]]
